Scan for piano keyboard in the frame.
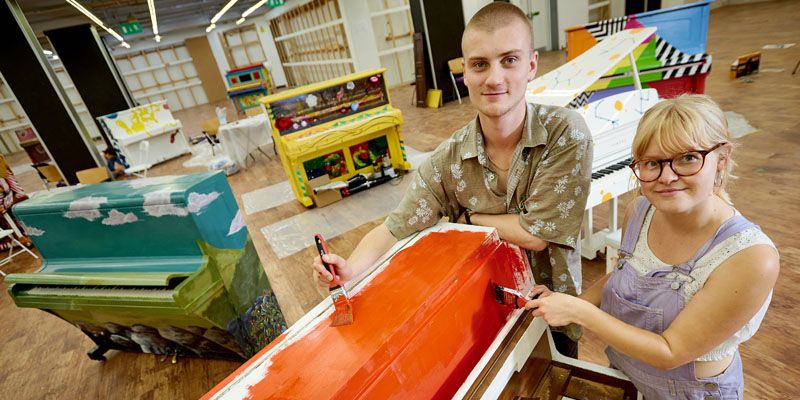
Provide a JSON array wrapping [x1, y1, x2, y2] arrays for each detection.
[[586, 157, 636, 210], [22, 286, 174, 300]]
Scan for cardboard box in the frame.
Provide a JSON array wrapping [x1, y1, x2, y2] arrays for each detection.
[[730, 51, 760, 79], [309, 175, 343, 207]]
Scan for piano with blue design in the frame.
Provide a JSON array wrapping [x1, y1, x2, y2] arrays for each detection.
[[4, 171, 285, 360]]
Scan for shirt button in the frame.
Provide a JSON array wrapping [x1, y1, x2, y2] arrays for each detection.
[[670, 281, 681, 290], [704, 382, 718, 390]]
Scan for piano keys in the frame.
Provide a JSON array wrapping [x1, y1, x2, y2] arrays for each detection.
[[5, 171, 286, 360]]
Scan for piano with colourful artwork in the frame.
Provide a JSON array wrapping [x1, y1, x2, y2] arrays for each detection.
[[203, 223, 637, 399], [259, 68, 413, 207], [526, 27, 662, 266], [4, 172, 285, 360], [564, 0, 713, 107]]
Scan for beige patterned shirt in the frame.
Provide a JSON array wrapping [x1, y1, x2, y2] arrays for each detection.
[[385, 102, 593, 341]]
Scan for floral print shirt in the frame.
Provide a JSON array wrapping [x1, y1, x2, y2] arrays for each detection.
[[384, 102, 593, 340]]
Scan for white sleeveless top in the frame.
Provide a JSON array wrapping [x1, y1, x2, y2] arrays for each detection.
[[627, 207, 775, 361]]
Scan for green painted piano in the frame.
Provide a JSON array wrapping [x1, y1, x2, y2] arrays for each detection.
[[4, 171, 285, 360]]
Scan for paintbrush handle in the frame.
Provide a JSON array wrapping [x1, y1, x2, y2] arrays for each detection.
[[314, 234, 341, 288]]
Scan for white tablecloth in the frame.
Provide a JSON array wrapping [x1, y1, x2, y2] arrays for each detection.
[[218, 114, 274, 169]]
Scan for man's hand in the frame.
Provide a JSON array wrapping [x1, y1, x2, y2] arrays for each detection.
[[312, 253, 355, 288]]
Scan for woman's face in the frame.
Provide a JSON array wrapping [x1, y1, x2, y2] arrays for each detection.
[[637, 139, 726, 215]]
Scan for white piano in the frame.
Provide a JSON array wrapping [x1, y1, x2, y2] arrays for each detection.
[[526, 27, 659, 271]]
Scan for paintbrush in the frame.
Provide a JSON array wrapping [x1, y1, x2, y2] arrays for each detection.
[[492, 282, 538, 309], [315, 234, 354, 326]]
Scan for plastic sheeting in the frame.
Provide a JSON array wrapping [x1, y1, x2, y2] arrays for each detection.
[[261, 148, 431, 259]]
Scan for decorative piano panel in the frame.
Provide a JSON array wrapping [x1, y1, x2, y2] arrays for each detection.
[[5, 172, 286, 360]]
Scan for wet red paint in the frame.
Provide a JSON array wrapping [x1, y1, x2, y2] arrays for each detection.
[[204, 230, 531, 400]]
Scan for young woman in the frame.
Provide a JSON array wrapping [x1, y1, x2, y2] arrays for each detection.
[[525, 94, 779, 399]]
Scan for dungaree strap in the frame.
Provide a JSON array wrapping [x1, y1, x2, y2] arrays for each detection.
[[674, 215, 759, 273], [619, 196, 652, 256]]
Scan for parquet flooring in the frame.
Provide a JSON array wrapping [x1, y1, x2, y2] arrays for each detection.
[[1, 1, 798, 398]]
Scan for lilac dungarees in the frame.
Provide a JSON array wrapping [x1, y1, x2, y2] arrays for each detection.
[[601, 197, 756, 399]]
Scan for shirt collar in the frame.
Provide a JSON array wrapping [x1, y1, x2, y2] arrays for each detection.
[[460, 102, 549, 161]]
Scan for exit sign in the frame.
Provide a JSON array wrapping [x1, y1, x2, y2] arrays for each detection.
[[120, 21, 142, 36], [267, 0, 284, 7]]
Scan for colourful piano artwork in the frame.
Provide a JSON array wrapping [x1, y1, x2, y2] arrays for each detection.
[[4, 172, 286, 360], [203, 223, 638, 399], [527, 27, 661, 264], [226, 64, 273, 114], [260, 69, 412, 207], [564, 0, 713, 106]]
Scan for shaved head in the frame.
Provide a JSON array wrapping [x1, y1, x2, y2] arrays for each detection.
[[462, 3, 533, 54]]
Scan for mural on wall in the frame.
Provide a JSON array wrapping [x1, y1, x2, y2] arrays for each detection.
[[5, 172, 286, 360]]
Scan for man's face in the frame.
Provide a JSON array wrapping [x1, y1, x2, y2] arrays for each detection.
[[462, 21, 538, 120]]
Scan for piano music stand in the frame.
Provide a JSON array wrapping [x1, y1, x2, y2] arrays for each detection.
[[0, 229, 38, 277]]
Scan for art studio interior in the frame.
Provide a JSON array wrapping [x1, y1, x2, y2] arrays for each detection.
[[0, 0, 796, 398]]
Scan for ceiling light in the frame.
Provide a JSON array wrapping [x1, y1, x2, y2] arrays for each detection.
[[43, 49, 53, 55], [147, 0, 158, 35], [211, 0, 239, 24], [65, 0, 126, 44], [52, 55, 60, 60], [121, 42, 131, 48], [155, 35, 162, 43], [242, 0, 268, 18], [236, 18, 245, 25], [206, 23, 216, 33]]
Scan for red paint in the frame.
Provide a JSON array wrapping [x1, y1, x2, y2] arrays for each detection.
[[647, 73, 708, 98], [204, 230, 530, 400]]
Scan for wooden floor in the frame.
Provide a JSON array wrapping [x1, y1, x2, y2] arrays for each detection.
[[1, 1, 798, 398]]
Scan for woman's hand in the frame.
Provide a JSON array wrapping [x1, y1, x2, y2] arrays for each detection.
[[312, 253, 354, 288], [526, 284, 553, 299], [525, 292, 586, 327]]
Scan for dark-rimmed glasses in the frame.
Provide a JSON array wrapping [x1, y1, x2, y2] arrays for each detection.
[[629, 142, 727, 182]]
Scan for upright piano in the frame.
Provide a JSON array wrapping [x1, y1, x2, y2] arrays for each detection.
[[5, 172, 285, 360], [259, 68, 413, 207], [203, 223, 637, 399]]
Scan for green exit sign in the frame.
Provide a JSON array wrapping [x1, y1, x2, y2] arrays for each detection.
[[267, 0, 284, 7], [120, 21, 142, 36]]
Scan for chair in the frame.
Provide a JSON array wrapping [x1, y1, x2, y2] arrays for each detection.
[[202, 118, 220, 137], [33, 163, 64, 189], [124, 140, 152, 178], [448, 57, 465, 104], [76, 166, 111, 185], [0, 229, 39, 277]]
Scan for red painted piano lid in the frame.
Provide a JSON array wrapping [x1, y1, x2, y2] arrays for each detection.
[[203, 225, 532, 400]]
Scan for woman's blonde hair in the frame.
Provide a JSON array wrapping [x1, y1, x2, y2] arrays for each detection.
[[632, 94, 736, 203]]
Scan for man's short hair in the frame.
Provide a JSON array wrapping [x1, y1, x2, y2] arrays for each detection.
[[463, 3, 533, 51]]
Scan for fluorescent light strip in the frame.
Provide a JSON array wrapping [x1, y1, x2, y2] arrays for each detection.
[[65, 0, 125, 43], [147, 0, 158, 35], [206, 23, 217, 33], [211, 0, 239, 24], [242, 0, 268, 18], [236, 18, 245, 25]]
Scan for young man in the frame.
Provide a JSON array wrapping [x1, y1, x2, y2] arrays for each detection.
[[312, 3, 593, 357]]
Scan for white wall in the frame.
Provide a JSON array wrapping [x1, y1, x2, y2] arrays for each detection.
[[462, 0, 492, 26], [557, 0, 589, 49], [341, 0, 382, 72]]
